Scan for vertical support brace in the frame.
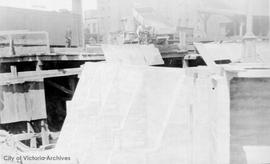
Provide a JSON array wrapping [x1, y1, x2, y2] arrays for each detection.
[[41, 120, 49, 146], [27, 122, 37, 148], [10, 65, 17, 77], [36, 57, 43, 71]]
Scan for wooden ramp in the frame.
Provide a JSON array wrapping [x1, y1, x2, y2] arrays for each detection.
[[56, 62, 230, 164], [57, 62, 270, 164], [102, 44, 164, 65]]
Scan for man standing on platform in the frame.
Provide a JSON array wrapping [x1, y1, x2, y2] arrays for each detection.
[[65, 27, 72, 48]]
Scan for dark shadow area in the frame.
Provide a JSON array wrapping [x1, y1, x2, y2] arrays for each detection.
[[44, 75, 79, 132]]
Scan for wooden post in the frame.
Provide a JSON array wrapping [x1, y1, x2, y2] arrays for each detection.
[[36, 57, 43, 71], [179, 30, 187, 48], [182, 57, 189, 68], [45, 32, 50, 54], [27, 122, 37, 148], [9, 35, 15, 56], [41, 120, 49, 146], [239, 20, 244, 37], [10, 65, 17, 77]]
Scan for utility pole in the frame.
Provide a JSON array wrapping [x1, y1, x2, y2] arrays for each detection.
[[269, 0, 270, 45], [242, 0, 258, 62], [72, 0, 84, 47]]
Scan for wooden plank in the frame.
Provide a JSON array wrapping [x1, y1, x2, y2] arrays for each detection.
[[161, 52, 186, 58], [0, 52, 182, 63], [237, 70, 270, 78], [14, 46, 49, 56], [102, 44, 164, 65], [47, 80, 73, 95], [0, 46, 186, 63], [0, 68, 82, 85], [225, 63, 270, 69], [13, 132, 41, 141], [27, 122, 37, 148], [0, 82, 47, 123], [222, 63, 270, 78], [0, 31, 48, 35], [51, 47, 84, 53], [10, 65, 17, 76], [0, 54, 105, 63]]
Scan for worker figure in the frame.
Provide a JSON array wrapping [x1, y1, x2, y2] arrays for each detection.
[[65, 28, 72, 47], [136, 25, 144, 44], [137, 25, 153, 44]]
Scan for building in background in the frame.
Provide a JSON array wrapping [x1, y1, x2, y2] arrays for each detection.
[[0, 0, 84, 47], [84, 9, 101, 44], [0, 6, 82, 46], [94, 0, 269, 43], [96, 0, 134, 43]]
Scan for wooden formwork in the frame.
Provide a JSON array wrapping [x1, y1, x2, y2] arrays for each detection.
[[0, 81, 49, 148]]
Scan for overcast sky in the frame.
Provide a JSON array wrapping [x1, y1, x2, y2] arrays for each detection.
[[0, 0, 97, 10]]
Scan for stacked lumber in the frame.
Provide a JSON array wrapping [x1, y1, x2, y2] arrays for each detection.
[[0, 31, 50, 56]]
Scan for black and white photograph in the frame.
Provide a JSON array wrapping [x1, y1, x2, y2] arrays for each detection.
[[0, 0, 270, 163]]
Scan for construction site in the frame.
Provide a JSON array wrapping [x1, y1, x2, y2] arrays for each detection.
[[0, 0, 270, 163]]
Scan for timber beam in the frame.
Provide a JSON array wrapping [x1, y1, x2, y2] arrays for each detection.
[[0, 54, 105, 63], [46, 80, 73, 95], [0, 68, 82, 85]]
